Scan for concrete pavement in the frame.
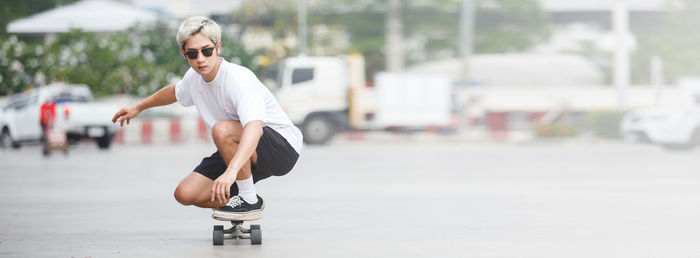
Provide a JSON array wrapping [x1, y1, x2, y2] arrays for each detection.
[[1, 140, 700, 257]]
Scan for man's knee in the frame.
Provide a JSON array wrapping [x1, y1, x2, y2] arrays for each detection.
[[211, 120, 242, 144], [173, 184, 199, 206]]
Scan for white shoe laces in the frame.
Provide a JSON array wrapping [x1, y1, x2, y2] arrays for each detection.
[[226, 196, 244, 208]]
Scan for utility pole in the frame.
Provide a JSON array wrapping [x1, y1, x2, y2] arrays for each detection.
[[613, 1, 630, 109], [298, 0, 307, 56], [386, 0, 404, 72], [651, 56, 664, 104], [460, 0, 475, 89], [459, 0, 476, 130]]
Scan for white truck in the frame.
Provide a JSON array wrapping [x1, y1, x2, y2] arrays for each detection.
[[273, 54, 454, 144], [620, 79, 700, 149], [0, 83, 120, 149]]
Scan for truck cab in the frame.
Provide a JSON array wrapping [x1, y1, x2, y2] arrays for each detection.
[[275, 56, 356, 144]]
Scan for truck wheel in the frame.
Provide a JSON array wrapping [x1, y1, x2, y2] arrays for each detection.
[[1, 129, 20, 149], [96, 134, 113, 149], [302, 116, 335, 145], [67, 134, 81, 146]]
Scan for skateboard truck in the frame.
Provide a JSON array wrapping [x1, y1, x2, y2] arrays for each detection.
[[213, 221, 262, 245]]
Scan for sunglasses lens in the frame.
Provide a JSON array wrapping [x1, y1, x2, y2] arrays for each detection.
[[202, 48, 214, 57], [185, 47, 214, 59], [186, 51, 198, 59]]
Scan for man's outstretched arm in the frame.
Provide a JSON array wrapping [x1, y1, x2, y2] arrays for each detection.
[[111, 84, 177, 127]]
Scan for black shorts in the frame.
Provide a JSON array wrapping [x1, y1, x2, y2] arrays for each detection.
[[194, 126, 299, 194]]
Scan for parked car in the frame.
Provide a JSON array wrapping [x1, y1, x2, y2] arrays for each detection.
[[621, 79, 700, 149], [0, 83, 120, 149], [621, 106, 700, 149]]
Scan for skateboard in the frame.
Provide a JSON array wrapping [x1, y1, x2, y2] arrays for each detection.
[[212, 219, 262, 245]]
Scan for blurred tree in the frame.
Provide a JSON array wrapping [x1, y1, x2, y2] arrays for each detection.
[[312, 1, 385, 80], [0, 36, 47, 94], [631, 0, 700, 84], [0, 20, 261, 97], [0, 0, 79, 35], [472, 0, 551, 53], [232, 0, 298, 40]]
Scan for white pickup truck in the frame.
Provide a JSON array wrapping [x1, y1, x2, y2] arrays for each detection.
[[0, 83, 120, 149]]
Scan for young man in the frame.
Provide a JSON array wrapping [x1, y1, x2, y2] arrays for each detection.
[[111, 17, 302, 221]]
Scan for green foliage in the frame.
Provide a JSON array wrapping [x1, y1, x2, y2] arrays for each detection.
[[231, 0, 298, 59], [234, 0, 298, 37], [315, 5, 386, 80], [586, 110, 627, 139], [43, 21, 189, 97], [0, 36, 47, 94], [1, 20, 261, 97], [402, 0, 549, 56], [632, 0, 700, 84]]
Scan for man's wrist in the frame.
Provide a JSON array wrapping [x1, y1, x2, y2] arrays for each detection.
[[223, 167, 238, 177], [134, 103, 145, 113]]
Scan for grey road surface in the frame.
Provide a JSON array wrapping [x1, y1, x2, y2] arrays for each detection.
[[1, 140, 699, 257]]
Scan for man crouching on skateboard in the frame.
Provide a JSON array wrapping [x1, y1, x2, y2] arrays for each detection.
[[111, 17, 302, 221]]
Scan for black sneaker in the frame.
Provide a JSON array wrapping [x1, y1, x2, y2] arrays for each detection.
[[212, 195, 265, 221]]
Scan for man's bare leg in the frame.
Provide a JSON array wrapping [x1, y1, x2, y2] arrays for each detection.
[[173, 120, 260, 209], [210, 120, 259, 205], [210, 120, 257, 178], [207, 120, 264, 220], [174, 172, 226, 208]]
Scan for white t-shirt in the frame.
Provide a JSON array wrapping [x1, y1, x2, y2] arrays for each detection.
[[174, 58, 303, 154]]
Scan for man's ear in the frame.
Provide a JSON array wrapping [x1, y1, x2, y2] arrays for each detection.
[[216, 41, 222, 55], [180, 48, 187, 60]]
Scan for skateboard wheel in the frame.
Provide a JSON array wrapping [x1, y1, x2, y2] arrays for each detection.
[[250, 224, 260, 230], [250, 229, 262, 245], [213, 225, 224, 245]]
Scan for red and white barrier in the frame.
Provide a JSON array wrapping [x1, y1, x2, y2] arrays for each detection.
[[170, 119, 182, 143], [114, 117, 209, 145], [198, 118, 209, 141]]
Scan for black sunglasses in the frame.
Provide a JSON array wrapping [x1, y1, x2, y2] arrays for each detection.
[[185, 47, 215, 59]]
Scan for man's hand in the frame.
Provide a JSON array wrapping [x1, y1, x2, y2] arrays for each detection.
[[111, 84, 176, 127], [111, 106, 141, 127], [211, 170, 237, 204]]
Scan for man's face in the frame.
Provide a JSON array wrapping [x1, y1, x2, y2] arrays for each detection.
[[181, 32, 221, 76]]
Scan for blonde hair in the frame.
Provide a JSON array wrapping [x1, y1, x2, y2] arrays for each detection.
[[176, 16, 221, 50]]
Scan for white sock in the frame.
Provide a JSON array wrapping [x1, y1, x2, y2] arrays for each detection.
[[236, 176, 258, 204]]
